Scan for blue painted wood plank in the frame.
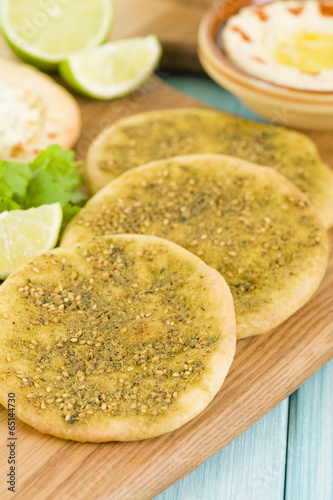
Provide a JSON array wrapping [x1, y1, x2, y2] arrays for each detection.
[[155, 398, 289, 500], [285, 359, 333, 500], [160, 73, 266, 122]]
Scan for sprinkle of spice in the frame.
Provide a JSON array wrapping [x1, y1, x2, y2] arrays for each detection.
[[288, 5, 304, 15], [255, 7, 268, 21], [68, 158, 327, 333], [231, 26, 251, 42], [90, 109, 330, 226], [0, 236, 221, 425]]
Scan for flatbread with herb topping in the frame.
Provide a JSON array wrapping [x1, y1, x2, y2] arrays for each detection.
[[86, 108, 333, 228], [62, 154, 329, 339], [0, 234, 235, 442], [0, 58, 81, 162]]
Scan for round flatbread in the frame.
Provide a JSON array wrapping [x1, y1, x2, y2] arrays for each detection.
[[0, 234, 236, 442], [86, 108, 333, 229], [0, 58, 81, 162], [62, 154, 329, 339]]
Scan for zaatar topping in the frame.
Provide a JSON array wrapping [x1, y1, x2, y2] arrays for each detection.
[[86, 108, 333, 228], [0, 235, 234, 436], [63, 154, 329, 338]]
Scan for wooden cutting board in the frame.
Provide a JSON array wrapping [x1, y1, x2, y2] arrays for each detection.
[[0, 2, 333, 499], [0, 75, 332, 500]]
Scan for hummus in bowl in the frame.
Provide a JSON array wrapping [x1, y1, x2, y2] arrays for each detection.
[[222, 0, 333, 91], [198, 0, 333, 129]]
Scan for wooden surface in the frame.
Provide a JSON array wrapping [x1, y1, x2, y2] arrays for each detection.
[[0, 74, 332, 500], [110, 0, 208, 71]]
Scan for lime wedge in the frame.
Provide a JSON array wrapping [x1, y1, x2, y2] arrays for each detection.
[[1, 0, 114, 71], [59, 35, 162, 99], [0, 203, 63, 279]]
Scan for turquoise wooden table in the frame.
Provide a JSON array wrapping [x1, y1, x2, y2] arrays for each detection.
[[154, 73, 333, 500]]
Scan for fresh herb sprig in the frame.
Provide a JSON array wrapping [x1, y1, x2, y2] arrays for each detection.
[[0, 145, 88, 222]]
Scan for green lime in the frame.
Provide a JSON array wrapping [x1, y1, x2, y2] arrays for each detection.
[[0, 203, 63, 278], [59, 35, 162, 99], [1, 0, 114, 71]]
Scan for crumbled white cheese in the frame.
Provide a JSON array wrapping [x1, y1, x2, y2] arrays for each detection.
[[0, 80, 43, 157]]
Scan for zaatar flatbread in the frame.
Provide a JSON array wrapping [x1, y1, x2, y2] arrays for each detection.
[[0, 234, 235, 442], [62, 154, 329, 339], [0, 58, 81, 162], [86, 108, 333, 228]]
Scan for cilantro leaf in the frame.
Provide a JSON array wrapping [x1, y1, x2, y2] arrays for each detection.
[[62, 203, 82, 224], [29, 145, 83, 192], [0, 146, 88, 224], [0, 161, 32, 209], [24, 171, 72, 207], [26, 145, 84, 205], [0, 199, 21, 212], [69, 190, 89, 205]]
